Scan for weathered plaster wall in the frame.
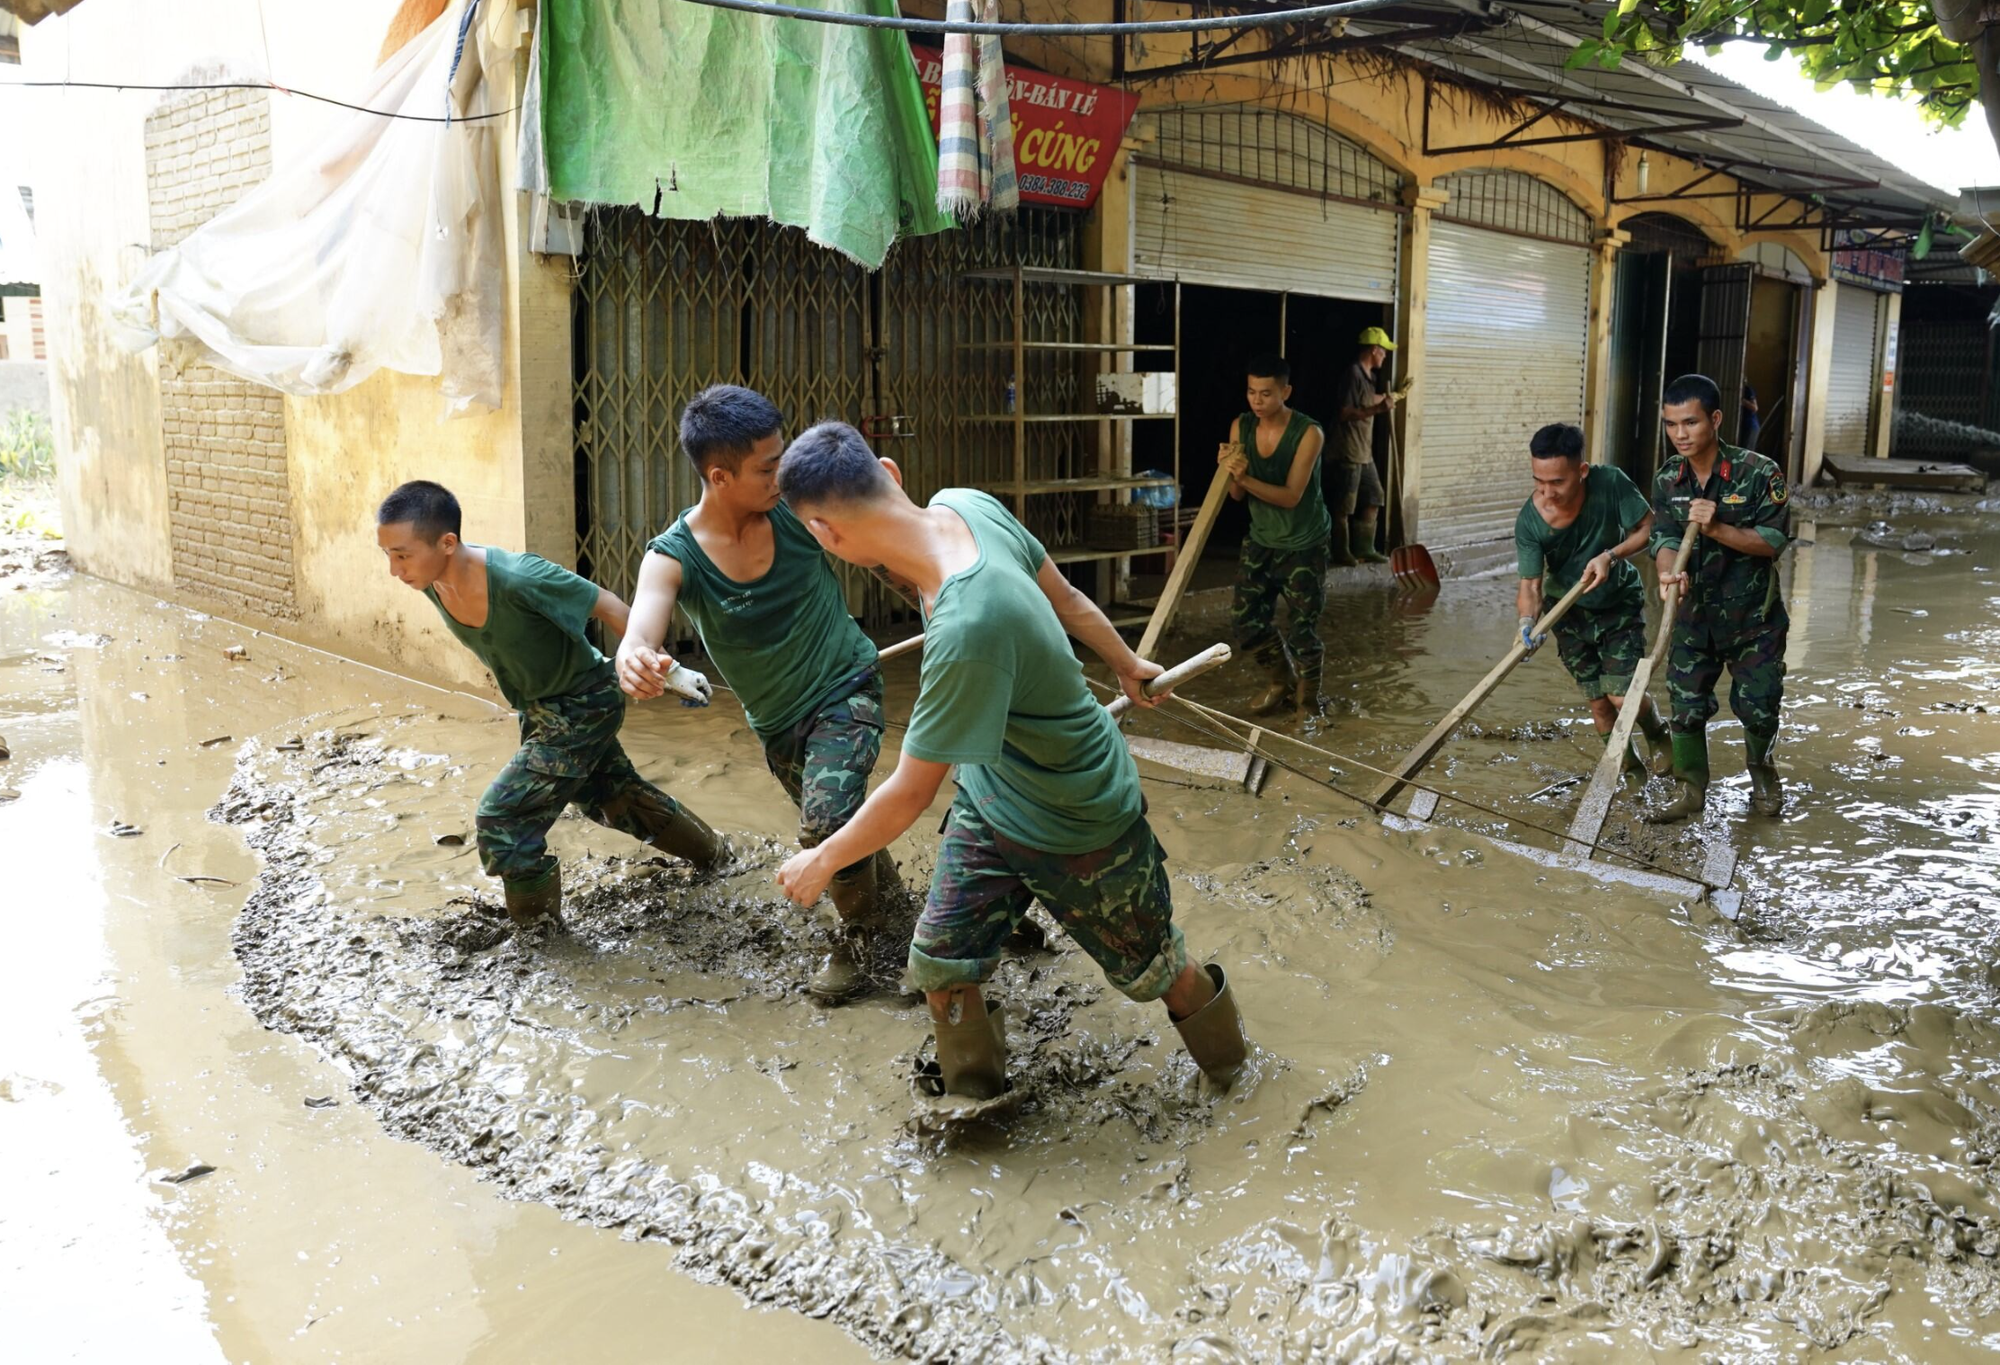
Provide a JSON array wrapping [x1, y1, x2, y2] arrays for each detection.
[[23, 0, 571, 698]]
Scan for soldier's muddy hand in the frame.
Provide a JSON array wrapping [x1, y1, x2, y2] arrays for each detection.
[[1118, 656, 1167, 709], [1219, 445, 1250, 480], [1688, 498, 1718, 535], [1518, 616, 1545, 656], [777, 847, 834, 906], [616, 641, 674, 700], [1659, 569, 1689, 600], [1579, 550, 1613, 592]]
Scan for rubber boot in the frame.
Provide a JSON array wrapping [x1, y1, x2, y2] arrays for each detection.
[[1170, 963, 1249, 1087], [1293, 658, 1325, 715], [1249, 648, 1298, 717], [1327, 515, 1358, 569], [502, 863, 562, 929], [1745, 728, 1784, 817], [1636, 702, 1673, 776], [810, 854, 884, 1005], [932, 989, 1008, 1100], [1643, 730, 1711, 824], [1350, 510, 1389, 565], [617, 790, 730, 872], [1599, 729, 1645, 777]]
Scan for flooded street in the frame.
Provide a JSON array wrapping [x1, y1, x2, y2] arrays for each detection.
[[7, 496, 2000, 1361]]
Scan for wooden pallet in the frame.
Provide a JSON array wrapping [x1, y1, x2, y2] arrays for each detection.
[[1823, 453, 1986, 493]]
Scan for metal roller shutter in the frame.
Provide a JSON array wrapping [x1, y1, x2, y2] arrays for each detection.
[[1422, 222, 1592, 548], [1133, 163, 1398, 302], [1825, 285, 1882, 455]]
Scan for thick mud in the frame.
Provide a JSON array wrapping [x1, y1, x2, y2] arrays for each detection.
[[13, 503, 2000, 1360]]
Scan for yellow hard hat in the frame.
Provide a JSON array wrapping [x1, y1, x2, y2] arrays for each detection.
[[1358, 326, 1397, 351]]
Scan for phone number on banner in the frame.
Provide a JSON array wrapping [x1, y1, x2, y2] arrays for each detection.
[[1018, 174, 1093, 203]]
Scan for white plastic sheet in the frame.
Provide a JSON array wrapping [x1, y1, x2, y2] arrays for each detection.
[[108, 0, 511, 415]]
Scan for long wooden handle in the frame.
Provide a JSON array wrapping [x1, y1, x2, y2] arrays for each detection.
[[1137, 466, 1233, 661], [1647, 523, 1701, 667], [1365, 572, 1595, 809], [877, 633, 925, 663], [1106, 643, 1232, 719], [1562, 524, 1701, 855]]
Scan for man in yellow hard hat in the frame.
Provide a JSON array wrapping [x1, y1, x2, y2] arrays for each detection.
[[1333, 326, 1397, 566]]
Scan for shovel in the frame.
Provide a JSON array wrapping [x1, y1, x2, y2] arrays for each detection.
[[1383, 414, 1439, 588]]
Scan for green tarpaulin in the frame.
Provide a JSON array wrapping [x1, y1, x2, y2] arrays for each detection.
[[540, 0, 952, 268]]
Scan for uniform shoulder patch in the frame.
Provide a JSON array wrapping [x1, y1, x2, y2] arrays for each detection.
[[1770, 479, 1790, 505]]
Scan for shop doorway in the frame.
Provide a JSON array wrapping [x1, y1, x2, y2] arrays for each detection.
[[1743, 275, 1801, 463], [1606, 213, 1715, 482], [1134, 282, 1390, 558]]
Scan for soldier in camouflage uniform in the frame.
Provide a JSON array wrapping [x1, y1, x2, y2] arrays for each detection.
[[1645, 374, 1791, 822], [1223, 354, 1333, 716], [773, 422, 1250, 1103], [618, 386, 902, 1005], [376, 481, 728, 931]]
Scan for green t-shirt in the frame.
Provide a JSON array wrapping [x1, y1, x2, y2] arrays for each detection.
[[1514, 464, 1650, 614], [646, 501, 877, 738], [900, 489, 1143, 855], [1236, 410, 1331, 552], [424, 547, 614, 709]]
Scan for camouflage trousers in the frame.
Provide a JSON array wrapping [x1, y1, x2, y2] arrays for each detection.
[[911, 797, 1188, 1001], [1552, 601, 1648, 701], [476, 676, 690, 885], [1666, 602, 1789, 741], [1233, 540, 1328, 676], [761, 668, 885, 882]]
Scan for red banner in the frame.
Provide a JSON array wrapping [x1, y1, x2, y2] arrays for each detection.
[[910, 43, 1139, 211]]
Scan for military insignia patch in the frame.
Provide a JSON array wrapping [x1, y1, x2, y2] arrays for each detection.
[[1770, 481, 1789, 504], [1722, 493, 1747, 505]]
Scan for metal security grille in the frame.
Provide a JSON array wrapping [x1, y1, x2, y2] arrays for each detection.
[[1695, 263, 1754, 445], [1898, 318, 1989, 450], [1624, 211, 1719, 262], [574, 208, 1082, 630], [1143, 105, 1402, 205], [1438, 169, 1593, 244]]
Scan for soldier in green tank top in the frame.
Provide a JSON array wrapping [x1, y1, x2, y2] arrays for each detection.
[[1221, 354, 1332, 718], [374, 480, 727, 934], [771, 421, 1252, 1109], [617, 386, 907, 1005]]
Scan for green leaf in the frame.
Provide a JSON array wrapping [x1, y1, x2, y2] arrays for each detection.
[[1764, 42, 1786, 60], [1913, 217, 1933, 260], [1618, 0, 1641, 12], [1603, 9, 1620, 39]]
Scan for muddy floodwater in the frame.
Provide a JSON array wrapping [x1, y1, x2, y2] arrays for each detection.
[[6, 497, 2000, 1361]]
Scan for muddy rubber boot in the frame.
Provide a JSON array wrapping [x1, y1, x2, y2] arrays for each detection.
[[1637, 703, 1674, 776], [1643, 731, 1710, 824], [1327, 516, 1358, 569], [631, 795, 730, 873], [932, 991, 1008, 1100], [1293, 660, 1325, 715], [810, 857, 882, 1006], [1249, 650, 1299, 717], [1170, 963, 1249, 1087], [1745, 728, 1784, 817], [502, 864, 562, 930], [1350, 510, 1388, 565]]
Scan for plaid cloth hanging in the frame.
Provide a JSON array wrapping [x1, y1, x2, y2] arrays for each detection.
[[935, 0, 1018, 219]]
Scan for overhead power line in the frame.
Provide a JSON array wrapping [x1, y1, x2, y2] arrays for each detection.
[[669, 0, 1407, 36]]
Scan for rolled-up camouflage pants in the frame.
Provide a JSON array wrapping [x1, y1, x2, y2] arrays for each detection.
[[910, 797, 1188, 1001], [1552, 601, 1648, 701], [1666, 602, 1789, 741], [476, 675, 690, 885], [761, 668, 885, 881], [1233, 540, 1328, 676]]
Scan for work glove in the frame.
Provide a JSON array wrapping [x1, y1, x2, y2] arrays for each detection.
[[662, 662, 713, 708], [1518, 617, 1546, 657]]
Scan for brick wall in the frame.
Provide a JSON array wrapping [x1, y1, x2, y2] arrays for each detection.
[[145, 88, 297, 620]]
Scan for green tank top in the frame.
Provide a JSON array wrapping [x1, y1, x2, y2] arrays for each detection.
[[1236, 410, 1331, 551], [647, 501, 877, 739]]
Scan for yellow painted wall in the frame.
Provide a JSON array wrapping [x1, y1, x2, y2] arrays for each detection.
[[22, 0, 570, 697], [1800, 283, 1840, 485]]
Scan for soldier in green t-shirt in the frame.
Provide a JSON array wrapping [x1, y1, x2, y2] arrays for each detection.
[[1221, 354, 1333, 717], [770, 423, 1251, 1104], [375, 481, 727, 931], [1512, 422, 1670, 775], [616, 386, 906, 1004], [1645, 374, 1792, 823]]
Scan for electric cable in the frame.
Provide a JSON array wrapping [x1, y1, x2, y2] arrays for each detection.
[[668, 0, 1408, 37], [12, 78, 517, 123]]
